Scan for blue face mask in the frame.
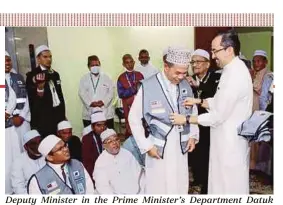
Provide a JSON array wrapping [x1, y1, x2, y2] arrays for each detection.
[[90, 66, 100, 74]]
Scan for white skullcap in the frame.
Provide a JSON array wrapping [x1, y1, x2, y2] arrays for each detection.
[[166, 47, 191, 66], [23, 130, 40, 145], [100, 129, 117, 142], [35, 45, 50, 57], [38, 135, 61, 157], [82, 125, 92, 136], [91, 107, 106, 124], [253, 50, 267, 58], [192, 49, 210, 60], [5, 51, 10, 57], [57, 120, 72, 131]]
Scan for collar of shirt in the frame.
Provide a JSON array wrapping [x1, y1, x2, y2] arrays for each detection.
[[40, 65, 47, 71], [196, 72, 207, 83], [47, 162, 72, 186], [5, 73, 11, 81]]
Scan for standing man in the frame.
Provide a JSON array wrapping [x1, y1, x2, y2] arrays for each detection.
[[11, 130, 45, 194], [172, 30, 253, 194], [82, 108, 107, 180], [129, 47, 199, 194], [186, 49, 221, 194], [79, 55, 115, 128], [26, 45, 66, 138], [135, 49, 159, 79], [117, 54, 144, 138], [57, 121, 82, 161], [5, 51, 31, 152], [28, 135, 95, 194]]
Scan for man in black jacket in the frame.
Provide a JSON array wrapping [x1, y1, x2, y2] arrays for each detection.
[[186, 49, 221, 194], [26, 45, 66, 138]]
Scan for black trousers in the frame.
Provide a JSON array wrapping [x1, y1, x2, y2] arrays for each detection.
[[83, 118, 114, 129], [188, 126, 210, 194]]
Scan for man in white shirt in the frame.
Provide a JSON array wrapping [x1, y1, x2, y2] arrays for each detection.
[[11, 130, 46, 194], [28, 135, 95, 194], [135, 49, 159, 79], [128, 47, 199, 194], [171, 30, 253, 194], [79, 55, 115, 128], [94, 129, 145, 194]]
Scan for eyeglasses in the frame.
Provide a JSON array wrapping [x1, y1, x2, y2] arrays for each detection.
[[52, 142, 68, 153], [104, 137, 120, 145], [211, 47, 227, 55], [190, 60, 208, 65]]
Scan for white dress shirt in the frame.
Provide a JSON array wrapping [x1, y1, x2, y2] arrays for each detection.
[[11, 152, 46, 194], [28, 161, 95, 194], [94, 148, 144, 194]]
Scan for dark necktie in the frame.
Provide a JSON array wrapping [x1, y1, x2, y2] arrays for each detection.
[[61, 165, 67, 183]]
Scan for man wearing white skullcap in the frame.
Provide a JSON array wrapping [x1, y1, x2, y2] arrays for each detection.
[[57, 121, 82, 162], [129, 46, 199, 194], [5, 51, 26, 194], [26, 45, 66, 138], [94, 129, 145, 194], [135, 49, 159, 79], [27, 135, 95, 194], [250, 49, 272, 171], [11, 130, 45, 194], [82, 108, 107, 181], [184, 48, 221, 194], [175, 30, 253, 194], [5, 50, 31, 153], [79, 55, 115, 129]]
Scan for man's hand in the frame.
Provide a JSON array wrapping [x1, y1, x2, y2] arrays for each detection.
[[188, 115, 198, 124], [186, 76, 198, 87], [183, 97, 200, 107], [169, 113, 186, 125], [5, 112, 10, 121], [187, 138, 196, 152], [12, 116, 24, 127], [35, 73, 46, 90], [97, 100, 104, 107], [147, 146, 161, 159], [90, 101, 99, 107]]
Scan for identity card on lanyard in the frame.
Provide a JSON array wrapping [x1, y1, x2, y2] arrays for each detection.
[[90, 74, 100, 95]]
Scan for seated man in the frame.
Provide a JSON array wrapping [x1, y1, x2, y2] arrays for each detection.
[[11, 130, 46, 194], [57, 121, 82, 161], [94, 129, 144, 194], [27, 135, 94, 194]]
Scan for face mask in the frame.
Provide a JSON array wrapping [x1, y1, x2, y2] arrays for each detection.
[[91, 66, 100, 74]]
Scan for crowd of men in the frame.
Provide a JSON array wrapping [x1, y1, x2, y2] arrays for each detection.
[[5, 29, 273, 195]]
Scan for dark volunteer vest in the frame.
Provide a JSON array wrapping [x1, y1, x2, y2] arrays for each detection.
[[142, 73, 194, 158], [5, 79, 13, 128], [10, 72, 27, 115], [31, 159, 86, 194]]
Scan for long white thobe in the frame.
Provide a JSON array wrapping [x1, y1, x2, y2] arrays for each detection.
[[11, 152, 46, 194], [5, 83, 21, 194], [93, 148, 145, 194], [128, 72, 199, 194], [198, 57, 253, 194], [79, 72, 115, 121], [28, 161, 95, 194], [135, 62, 159, 79]]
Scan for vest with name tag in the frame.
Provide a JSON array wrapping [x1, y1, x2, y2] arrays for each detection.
[[142, 73, 194, 158], [31, 159, 86, 195], [10, 72, 27, 115]]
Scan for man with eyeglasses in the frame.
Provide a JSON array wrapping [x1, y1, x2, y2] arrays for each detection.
[[186, 49, 221, 194], [27, 134, 95, 194], [57, 121, 82, 162], [82, 108, 106, 181], [94, 129, 145, 194], [170, 30, 253, 194]]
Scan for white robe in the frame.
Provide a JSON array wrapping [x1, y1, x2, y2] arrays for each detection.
[[11, 152, 46, 194], [198, 57, 253, 194], [5, 83, 21, 194], [93, 148, 144, 194], [28, 161, 95, 194], [128, 72, 199, 194], [79, 72, 115, 121], [135, 62, 159, 79]]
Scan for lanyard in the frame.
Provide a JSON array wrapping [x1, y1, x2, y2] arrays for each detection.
[[160, 73, 179, 112], [93, 134, 101, 154], [90, 73, 100, 95], [125, 72, 135, 88]]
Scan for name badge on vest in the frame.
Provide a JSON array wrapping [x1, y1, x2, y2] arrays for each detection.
[[77, 183, 85, 194], [176, 125, 184, 132], [17, 80, 23, 85], [47, 181, 58, 191], [150, 100, 165, 114]]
